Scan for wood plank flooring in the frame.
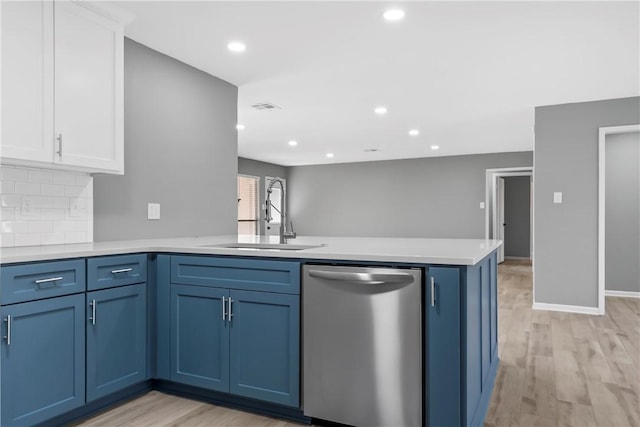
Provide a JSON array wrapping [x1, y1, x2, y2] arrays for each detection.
[[485, 260, 640, 427], [74, 260, 639, 426]]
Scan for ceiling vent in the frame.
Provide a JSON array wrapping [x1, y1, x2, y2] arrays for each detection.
[[251, 102, 281, 111]]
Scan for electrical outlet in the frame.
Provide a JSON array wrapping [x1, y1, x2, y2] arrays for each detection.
[[21, 198, 34, 216], [147, 203, 160, 220], [70, 201, 81, 218]]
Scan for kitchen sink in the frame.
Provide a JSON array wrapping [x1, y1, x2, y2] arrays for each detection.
[[201, 242, 325, 251]]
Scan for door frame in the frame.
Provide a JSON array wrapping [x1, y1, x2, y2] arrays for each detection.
[[598, 124, 640, 315], [485, 167, 533, 254]]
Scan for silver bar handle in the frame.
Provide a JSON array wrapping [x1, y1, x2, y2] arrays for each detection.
[[431, 277, 436, 307], [34, 276, 63, 285], [111, 268, 133, 274], [89, 299, 96, 325], [308, 269, 414, 285], [56, 133, 62, 157], [222, 296, 227, 321], [4, 315, 11, 345], [228, 297, 233, 321]]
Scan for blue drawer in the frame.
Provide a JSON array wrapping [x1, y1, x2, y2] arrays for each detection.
[[1, 259, 86, 305], [171, 256, 300, 294], [87, 254, 147, 291]]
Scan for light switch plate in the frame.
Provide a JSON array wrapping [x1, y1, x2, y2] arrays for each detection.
[[553, 192, 563, 204], [480, 202, 485, 209], [147, 203, 160, 220]]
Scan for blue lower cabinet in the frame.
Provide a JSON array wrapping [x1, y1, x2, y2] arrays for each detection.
[[427, 267, 461, 427], [169, 283, 300, 408], [86, 283, 147, 402], [170, 284, 230, 391], [229, 290, 299, 407], [1, 294, 86, 427]]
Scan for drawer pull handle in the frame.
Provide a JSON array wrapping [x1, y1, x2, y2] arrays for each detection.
[[34, 276, 63, 285], [89, 300, 96, 325], [4, 316, 11, 345], [111, 268, 133, 274]]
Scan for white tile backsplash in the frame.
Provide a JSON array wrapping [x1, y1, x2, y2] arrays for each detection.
[[0, 165, 93, 247]]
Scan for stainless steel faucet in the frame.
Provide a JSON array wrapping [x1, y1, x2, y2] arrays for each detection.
[[265, 177, 296, 244]]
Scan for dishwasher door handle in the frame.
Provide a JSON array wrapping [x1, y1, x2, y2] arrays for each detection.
[[307, 269, 415, 285]]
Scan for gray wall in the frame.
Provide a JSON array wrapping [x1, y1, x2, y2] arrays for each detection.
[[605, 131, 640, 293], [288, 151, 533, 238], [238, 157, 288, 235], [94, 39, 238, 241], [504, 176, 531, 258], [534, 97, 640, 308]]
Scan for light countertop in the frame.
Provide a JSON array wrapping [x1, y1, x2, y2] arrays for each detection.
[[0, 235, 502, 266]]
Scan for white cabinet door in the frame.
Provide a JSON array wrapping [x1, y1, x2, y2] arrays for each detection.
[[1, 1, 54, 164], [53, 1, 124, 174]]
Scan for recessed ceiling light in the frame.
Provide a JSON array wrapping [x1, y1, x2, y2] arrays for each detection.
[[383, 9, 405, 21], [288, 140, 298, 147], [236, 124, 245, 130], [364, 148, 379, 152], [326, 153, 334, 158], [431, 145, 440, 150], [409, 129, 420, 136], [374, 106, 387, 115], [227, 41, 246, 53]]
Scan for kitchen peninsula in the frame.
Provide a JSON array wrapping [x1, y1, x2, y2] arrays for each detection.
[[0, 236, 500, 427]]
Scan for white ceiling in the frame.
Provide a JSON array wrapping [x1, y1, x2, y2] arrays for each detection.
[[114, 0, 639, 166]]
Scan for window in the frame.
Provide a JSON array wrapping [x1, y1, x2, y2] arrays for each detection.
[[237, 175, 259, 235]]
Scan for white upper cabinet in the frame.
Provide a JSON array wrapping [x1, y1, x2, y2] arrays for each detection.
[[1, 1, 54, 163], [1, 0, 125, 174]]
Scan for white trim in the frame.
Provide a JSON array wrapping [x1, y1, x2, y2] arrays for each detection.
[[485, 165, 535, 312], [504, 256, 531, 261], [532, 302, 601, 316], [598, 124, 640, 316], [605, 290, 640, 299]]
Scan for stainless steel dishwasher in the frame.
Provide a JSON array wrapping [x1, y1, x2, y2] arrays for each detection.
[[302, 265, 422, 427]]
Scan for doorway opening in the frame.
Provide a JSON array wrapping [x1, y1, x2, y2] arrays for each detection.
[[598, 125, 640, 314], [485, 167, 533, 263]]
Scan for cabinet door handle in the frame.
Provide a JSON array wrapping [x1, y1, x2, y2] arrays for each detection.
[[34, 276, 63, 285], [222, 296, 227, 321], [89, 300, 96, 325], [4, 315, 11, 345], [431, 277, 436, 307], [228, 297, 233, 321], [56, 133, 63, 158], [111, 268, 133, 274]]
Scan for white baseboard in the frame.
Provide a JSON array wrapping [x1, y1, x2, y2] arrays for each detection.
[[532, 302, 601, 315], [504, 256, 531, 260], [605, 290, 640, 298]]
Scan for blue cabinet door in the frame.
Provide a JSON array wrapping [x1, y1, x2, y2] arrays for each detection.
[[86, 283, 147, 402], [229, 290, 300, 407], [1, 294, 85, 427], [170, 284, 229, 392], [427, 267, 461, 427]]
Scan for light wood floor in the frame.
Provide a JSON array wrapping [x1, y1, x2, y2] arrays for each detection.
[[74, 260, 639, 427], [486, 260, 640, 427]]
